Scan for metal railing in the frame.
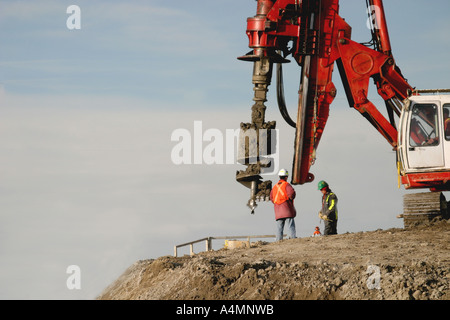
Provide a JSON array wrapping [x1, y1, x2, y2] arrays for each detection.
[[173, 234, 279, 257]]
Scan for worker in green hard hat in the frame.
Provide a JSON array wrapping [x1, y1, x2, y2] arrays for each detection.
[[317, 180, 338, 235]]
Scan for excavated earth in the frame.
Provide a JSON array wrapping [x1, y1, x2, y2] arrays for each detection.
[[98, 220, 450, 300]]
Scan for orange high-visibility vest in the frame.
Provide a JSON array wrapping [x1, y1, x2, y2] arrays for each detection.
[[272, 180, 289, 205]]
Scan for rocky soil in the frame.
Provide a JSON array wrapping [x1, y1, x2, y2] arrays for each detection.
[[98, 220, 450, 300]]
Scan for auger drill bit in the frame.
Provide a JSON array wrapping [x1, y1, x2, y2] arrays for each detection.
[[236, 56, 277, 214]]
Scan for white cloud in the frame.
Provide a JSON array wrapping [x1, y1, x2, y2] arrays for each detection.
[[0, 90, 413, 299]]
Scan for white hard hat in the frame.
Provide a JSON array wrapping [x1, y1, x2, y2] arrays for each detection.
[[278, 169, 288, 177]]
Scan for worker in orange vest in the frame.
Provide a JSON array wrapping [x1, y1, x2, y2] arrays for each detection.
[[313, 226, 322, 237], [270, 169, 297, 241]]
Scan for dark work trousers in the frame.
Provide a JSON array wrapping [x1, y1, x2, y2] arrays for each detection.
[[324, 219, 337, 235]]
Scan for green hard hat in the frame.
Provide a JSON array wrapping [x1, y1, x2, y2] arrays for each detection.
[[318, 180, 329, 190]]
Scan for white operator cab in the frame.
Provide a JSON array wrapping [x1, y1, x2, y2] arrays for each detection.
[[398, 94, 450, 176]]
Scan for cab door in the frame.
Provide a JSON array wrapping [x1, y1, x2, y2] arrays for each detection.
[[442, 103, 450, 168], [406, 102, 444, 169]]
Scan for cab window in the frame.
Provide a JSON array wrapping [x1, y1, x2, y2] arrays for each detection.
[[409, 104, 439, 147], [443, 104, 450, 140]]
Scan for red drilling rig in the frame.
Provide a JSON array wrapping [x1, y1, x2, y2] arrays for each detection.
[[236, 0, 450, 226]]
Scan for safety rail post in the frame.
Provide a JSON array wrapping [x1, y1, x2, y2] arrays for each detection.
[[173, 235, 279, 257], [206, 237, 212, 252], [173, 237, 210, 258]]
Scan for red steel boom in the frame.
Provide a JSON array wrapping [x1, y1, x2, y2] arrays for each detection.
[[238, 0, 413, 186]]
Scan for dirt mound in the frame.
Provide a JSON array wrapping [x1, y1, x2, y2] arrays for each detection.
[[98, 221, 450, 300]]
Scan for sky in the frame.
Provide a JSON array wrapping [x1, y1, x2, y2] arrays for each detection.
[[0, 0, 449, 300]]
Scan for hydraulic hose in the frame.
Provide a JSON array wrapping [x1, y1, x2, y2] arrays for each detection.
[[276, 62, 296, 128]]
